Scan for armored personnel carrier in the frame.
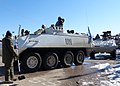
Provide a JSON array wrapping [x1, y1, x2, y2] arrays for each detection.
[[90, 31, 117, 59], [10, 25, 91, 72], [115, 33, 120, 48]]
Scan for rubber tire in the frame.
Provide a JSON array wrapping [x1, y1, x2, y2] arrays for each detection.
[[110, 51, 116, 60], [43, 52, 58, 70], [74, 50, 85, 65], [90, 52, 95, 59], [21, 52, 42, 72], [61, 51, 74, 67]]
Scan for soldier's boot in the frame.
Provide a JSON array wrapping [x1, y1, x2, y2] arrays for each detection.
[[10, 68, 17, 81]]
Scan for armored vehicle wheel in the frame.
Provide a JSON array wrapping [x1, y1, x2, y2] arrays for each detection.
[[61, 51, 74, 67], [43, 52, 58, 70], [74, 50, 85, 65], [21, 52, 42, 72], [110, 50, 116, 60], [90, 52, 95, 59]]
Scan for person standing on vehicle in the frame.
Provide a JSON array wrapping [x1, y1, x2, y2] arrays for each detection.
[[2, 31, 18, 83], [55, 16, 65, 30]]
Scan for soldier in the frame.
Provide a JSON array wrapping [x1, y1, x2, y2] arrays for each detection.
[[55, 16, 65, 30], [2, 31, 18, 83], [34, 25, 46, 35], [21, 29, 24, 36], [24, 30, 30, 35]]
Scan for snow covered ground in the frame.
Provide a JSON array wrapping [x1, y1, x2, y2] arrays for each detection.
[[86, 53, 120, 86], [84, 53, 120, 86], [90, 62, 120, 86]]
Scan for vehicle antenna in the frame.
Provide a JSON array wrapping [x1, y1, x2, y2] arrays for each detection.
[[18, 25, 21, 37]]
